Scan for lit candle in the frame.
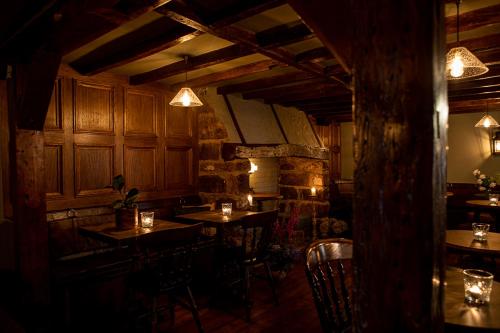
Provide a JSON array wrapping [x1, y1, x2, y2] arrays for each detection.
[[472, 223, 490, 242], [311, 187, 317, 196], [140, 211, 154, 228], [247, 194, 253, 206], [463, 269, 494, 305], [222, 203, 232, 216]]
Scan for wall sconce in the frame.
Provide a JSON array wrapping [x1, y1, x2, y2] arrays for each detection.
[[492, 131, 500, 155]]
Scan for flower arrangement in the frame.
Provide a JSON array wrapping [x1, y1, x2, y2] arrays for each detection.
[[268, 206, 301, 274], [473, 169, 497, 192]]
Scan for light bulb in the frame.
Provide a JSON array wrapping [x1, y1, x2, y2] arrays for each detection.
[[181, 90, 191, 107], [484, 118, 491, 128], [450, 56, 464, 78]]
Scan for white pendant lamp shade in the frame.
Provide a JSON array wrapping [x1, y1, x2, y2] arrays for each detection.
[[169, 87, 203, 107], [446, 47, 489, 80], [474, 114, 500, 128]]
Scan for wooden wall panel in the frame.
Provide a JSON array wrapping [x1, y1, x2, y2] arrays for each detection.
[[44, 145, 63, 198], [165, 147, 193, 190], [44, 78, 63, 131], [124, 89, 157, 136], [166, 104, 192, 137], [74, 80, 114, 134], [74, 144, 114, 197], [124, 146, 157, 191]]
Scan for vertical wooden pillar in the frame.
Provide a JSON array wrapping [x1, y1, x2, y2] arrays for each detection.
[[351, 1, 447, 331], [289, 0, 447, 331], [7, 50, 60, 304]]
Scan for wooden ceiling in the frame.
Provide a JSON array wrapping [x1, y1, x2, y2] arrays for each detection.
[[2, 0, 500, 122]]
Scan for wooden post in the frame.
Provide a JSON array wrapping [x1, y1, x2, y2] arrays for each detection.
[[289, 0, 447, 331]]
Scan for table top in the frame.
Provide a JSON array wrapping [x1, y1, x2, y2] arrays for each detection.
[[78, 219, 192, 245], [466, 200, 500, 209], [176, 210, 258, 227], [445, 267, 500, 330], [446, 230, 500, 256], [252, 193, 283, 200]]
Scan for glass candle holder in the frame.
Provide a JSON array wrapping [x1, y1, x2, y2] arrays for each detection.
[[489, 193, 499, 206], [140, 211, 154, 228], [472, 223, 490, 242], [463, 269, 494, 305], [222, 203, 232, 216]]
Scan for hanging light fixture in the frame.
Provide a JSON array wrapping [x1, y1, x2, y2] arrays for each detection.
[[169, 56, 203, 107], [475, 102, 500, 128], [446, 0, 488, 80]]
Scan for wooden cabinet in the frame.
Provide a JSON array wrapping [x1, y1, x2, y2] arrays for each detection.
[[44, 68, 198, 211]]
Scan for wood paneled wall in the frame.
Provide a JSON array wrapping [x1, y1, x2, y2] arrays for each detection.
[[45, 66, 198, 211]]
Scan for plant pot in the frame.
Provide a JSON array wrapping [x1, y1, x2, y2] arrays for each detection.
[[115, 207, 138, 230]]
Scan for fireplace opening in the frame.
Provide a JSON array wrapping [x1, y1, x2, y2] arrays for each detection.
[[248, 158, 279, 194]]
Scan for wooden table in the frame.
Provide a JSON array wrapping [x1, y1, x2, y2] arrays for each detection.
[[445, 267, 500, 331], [252, 193, 282, 211], [446, 230, 500, 257], [466, 200, 500, 231], [79, 219, 194, 247], [175, 210, 258, 229]]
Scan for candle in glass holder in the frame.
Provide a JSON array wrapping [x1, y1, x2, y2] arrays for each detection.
[[472, 222, 490, 242], [489, 193, 499, 206], [463, 269, 494, 305], [222, 203, 232, 216], [140, 211, 154, 228], [311, 187, 317, 196], [247, 194, 253, 206]]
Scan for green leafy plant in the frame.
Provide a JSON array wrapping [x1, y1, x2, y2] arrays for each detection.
[[111, 175, 139, 209]]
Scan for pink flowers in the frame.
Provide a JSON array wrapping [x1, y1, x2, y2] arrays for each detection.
[[473, 169, 497, 191]]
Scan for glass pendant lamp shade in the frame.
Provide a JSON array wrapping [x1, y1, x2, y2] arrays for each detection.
[[475, 114, 500, 128], [169, 55, 203, 107], [169, 87, 203, 107], [446, 47, 489, 80]]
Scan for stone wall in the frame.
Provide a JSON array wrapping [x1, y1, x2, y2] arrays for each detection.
[[198, 104, 331, 240], [198, 104, 251, 208]]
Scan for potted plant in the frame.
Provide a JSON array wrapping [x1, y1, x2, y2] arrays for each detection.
[[112, 175, 139, 230]]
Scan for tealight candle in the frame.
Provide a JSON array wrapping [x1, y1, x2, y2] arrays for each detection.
[[463, 269, 494, 305], [489, 193, 499, 206], [472, 222, 490, 242], [247, 194, 253, 206], [222, 203, 232, 216], [311, 187, 317, 196], [140, 211, 154, 228]]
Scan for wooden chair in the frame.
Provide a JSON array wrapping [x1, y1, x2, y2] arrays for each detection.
[[222, 209, 280, 321], [304, 238, 353, 333], [129, 223, 205, 333]]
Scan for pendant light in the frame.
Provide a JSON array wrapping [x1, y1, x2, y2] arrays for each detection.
[[446, 0, 488, 80], [475, 102, 499, 128], [169, 56, 203, 107]]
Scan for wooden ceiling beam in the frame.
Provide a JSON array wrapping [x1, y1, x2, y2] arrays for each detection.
[[170, 59, 281, 89], [130, 44, 251, 85], [216, 71, 316, 95], [449, 85, 500, 97], [156, 0, 349, 87], [446, 4, 500, 34], [243, 80, 348, 100], [255, 20, 314, 49], [282, 95, 352, 107], [206, 0, 287, 28], [71, 17, 200, 75], [449, 91, 500, 102], [265, 91, 352, 105], [449, 76, 500, 92], [296, 47, 333, 63], [448, 33, 500, 52]]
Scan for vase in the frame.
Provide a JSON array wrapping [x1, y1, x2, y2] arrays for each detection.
[[115, 207, 138, 230]]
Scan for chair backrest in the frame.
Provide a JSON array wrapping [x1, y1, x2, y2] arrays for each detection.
[[237, 209, 279, 262], [143, 223, 203, 292], [304, 238, 353, 333]]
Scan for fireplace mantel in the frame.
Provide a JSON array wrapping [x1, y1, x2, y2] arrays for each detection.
[[222, 143, 329, 160]]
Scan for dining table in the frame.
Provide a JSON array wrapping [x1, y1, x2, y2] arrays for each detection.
[[465, 200, 500, 231], [446, 230, 500, 258], [445, 267, 500, 331]]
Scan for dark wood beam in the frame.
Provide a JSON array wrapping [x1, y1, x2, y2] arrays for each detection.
[[171, 59, 281, 89], [266, 91, 352, 105], [474, 47, 500, 66], [130, 44, 251, 85], [449, 77, 500, 92], [70, 18, 200, 75], [449, 90, 500, 102], [156, 0, 349, 87], [446, 4, 500, 34], [255, 20, 313, 49], [243, 82, 348, 102], [217, 71, 316, 95], [293, 0, 447, 332], [206, 0, 287, 28], [288, 0, 353, 74], [448, 33, 500, 52], [296, 47, 333, 63], [283, 96, 351, 108], [449, 98, 500, 113]]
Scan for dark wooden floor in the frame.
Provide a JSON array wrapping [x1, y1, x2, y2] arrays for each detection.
[[164, 261, 322, 333]]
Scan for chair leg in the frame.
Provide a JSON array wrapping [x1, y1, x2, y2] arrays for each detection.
[[244, 265, 252, 322], [151, 296, 158, 333], [186, 286, 204, 333], [264, 261, 279, 306]]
